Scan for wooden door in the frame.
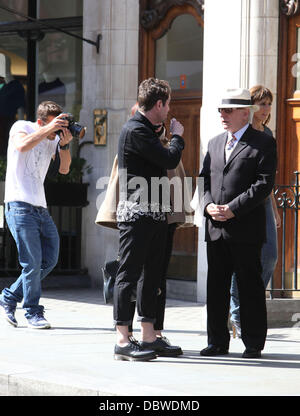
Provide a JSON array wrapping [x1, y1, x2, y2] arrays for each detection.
[[139, 2, 203, 279], [276, 8, 300, 294], [165, 99, 200, 255]]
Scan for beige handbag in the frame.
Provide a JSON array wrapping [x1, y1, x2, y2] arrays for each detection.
[[95, 155, 118, 229], [95, 132, 194, 229]]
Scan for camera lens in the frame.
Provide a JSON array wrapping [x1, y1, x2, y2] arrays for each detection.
[[78, 127, 86, 139], [69, 123, 86, 139]]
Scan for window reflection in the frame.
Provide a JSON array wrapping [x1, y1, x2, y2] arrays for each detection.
[[0, 0, 83, 156], [296, 28, 300, 91], [39, 0, 82, 18], [0, 0, 28, 22], [38, 30, 82, 118], [0, 38, 26, 156], [155, 14, 203, 92]]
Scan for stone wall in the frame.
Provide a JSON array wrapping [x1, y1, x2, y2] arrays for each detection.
[[79, 0, 140, 287]]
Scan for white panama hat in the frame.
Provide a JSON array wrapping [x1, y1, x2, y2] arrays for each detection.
[[218, 88, 259, 112]]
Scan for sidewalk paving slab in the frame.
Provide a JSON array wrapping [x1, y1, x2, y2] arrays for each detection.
[[0, 288, 299, 397]]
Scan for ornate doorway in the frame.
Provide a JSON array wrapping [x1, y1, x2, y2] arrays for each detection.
[[139, 0, 204, 280], [276, 1, 300, 294]]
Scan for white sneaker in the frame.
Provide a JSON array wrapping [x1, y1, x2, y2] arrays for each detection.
[[0, 299, 18, 327], [27, 312, 51, 329]]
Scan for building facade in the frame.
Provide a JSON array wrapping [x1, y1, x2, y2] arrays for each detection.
[[0, 0, 299, 300]]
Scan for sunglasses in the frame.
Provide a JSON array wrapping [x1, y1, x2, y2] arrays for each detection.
[[218, 108, 243, 114]]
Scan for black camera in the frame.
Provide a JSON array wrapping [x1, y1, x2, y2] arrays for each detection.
[[56, 113, 86, 139]]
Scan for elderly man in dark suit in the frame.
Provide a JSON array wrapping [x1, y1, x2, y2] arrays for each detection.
[[200, 88, 277, 358]]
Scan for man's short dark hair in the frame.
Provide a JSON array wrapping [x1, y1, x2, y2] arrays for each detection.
[[37, 101, 62, 122], [138, 78, 171, 112]]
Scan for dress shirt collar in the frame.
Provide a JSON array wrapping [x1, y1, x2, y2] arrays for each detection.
[[227, 123, 249, 143]]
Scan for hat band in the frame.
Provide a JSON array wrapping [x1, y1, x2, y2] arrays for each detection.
[[221, 98, 252, 105]]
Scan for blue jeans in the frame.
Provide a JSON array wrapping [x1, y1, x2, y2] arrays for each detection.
[[0, 201, 59, 318], [230, 197, 278, 324]]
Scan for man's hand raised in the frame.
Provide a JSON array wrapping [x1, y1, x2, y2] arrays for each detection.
[[44, 113, 69, 135], [170, 118, 184, 137]]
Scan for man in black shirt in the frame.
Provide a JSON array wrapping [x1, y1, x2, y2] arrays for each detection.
[[114, 78, 185, 361]]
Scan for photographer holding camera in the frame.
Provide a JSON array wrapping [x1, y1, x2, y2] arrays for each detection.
[[0, 101, 74, 329]]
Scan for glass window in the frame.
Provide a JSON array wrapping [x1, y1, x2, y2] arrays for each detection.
[[0, 1, 82, 156], [296, 28, 300, 90], [38, 30, 82, 119], [0, 36, 27, 155], [39, 0, 82, 19], [0, 0, 28, 22], [0, 0, 82, 22], [155, 14, 203, 92]]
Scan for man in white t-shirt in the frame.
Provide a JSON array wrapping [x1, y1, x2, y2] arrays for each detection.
[[0, 101, 73, 329]]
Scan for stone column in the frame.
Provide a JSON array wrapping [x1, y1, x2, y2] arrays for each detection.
[[80, 0, 139, 286], [197, 0, 279, 302], [241, 0, 279, 132], [197, 0, 243, 302]]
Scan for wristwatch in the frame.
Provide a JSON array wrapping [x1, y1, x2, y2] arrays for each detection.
[[59, 142, 70, 150]]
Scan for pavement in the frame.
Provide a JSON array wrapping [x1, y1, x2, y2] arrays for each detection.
[[0, 287, 299, 397]]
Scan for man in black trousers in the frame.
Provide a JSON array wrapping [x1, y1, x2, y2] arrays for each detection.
[[200, 88, 277, 358], [113, 78, 185, 361]]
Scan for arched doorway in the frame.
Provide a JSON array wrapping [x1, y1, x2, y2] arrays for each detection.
[[139, 1, 204, 281]]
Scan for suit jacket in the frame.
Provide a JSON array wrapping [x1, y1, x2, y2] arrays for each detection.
[[200, 125, 277, 243]]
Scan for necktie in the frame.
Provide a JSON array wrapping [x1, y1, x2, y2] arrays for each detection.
[[226, 134, 237, 150]]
